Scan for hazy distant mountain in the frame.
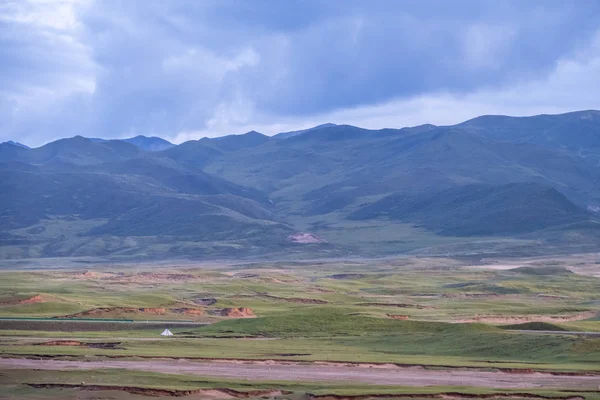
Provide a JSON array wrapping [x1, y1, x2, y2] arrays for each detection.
[[0, 136, 143, 166], [0, 154, 288, 259], [274, 123, 337, 139], [0, 142, 29, 161], [79, 135, 173, 151], [1, 110, 599, 259], [160, 140, 224, 168], [350, 183, 587, 235], [2, 141, 29, 149], [122, 135, 174, 151], [457, 110, 600, 152], [200, 131, 270, 151]]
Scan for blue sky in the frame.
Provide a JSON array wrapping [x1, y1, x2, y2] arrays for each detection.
[[1, 0, 599, 146]]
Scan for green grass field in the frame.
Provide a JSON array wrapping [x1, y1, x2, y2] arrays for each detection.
[[3, 368, 599, 400], [1, 255, 599, 399]]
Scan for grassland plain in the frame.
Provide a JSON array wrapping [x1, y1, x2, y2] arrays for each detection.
[[3, 368, 600, 400], [0, 255, 599, 399]]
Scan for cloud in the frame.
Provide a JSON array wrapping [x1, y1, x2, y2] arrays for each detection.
[[173, 32, 600, 141], [0, 0, 96, 144], [0, 0, 599, 146]]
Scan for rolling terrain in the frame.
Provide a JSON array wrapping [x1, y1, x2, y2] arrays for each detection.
[[0, 256, 599, 399], [1, 110, 600, 259]]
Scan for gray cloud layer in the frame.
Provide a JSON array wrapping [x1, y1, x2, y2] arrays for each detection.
[[1, 0, 599, 146]]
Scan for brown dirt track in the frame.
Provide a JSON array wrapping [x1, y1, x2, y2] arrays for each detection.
[[1, 358, 599, 389]]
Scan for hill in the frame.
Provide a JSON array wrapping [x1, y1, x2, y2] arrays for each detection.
[[457, 110, 600, 155], [0, 151, 292, 258], [122, 135, 174, 151], [1, 110, 600, 259], [349, 183, 587, 235], [1, 141, 29, 149], [273, 123, 338, 139], [200, 131, 270, 151], [86, 135, 174, 151], [0, 136, 144, 166]]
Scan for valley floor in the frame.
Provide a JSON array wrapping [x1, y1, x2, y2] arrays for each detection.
[[2, 357, 600, 389], [0, 254, 599, 399]]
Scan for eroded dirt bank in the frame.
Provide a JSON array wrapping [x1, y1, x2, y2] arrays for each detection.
[[3, 353, 598, 376], [310, 394, 586, 400], [27, 384, 285, 398], [2, 358, 600, 389], [24, 384, 590, 400]]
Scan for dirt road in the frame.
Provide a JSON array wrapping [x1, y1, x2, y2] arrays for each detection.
[[1, 357, 599, 389]]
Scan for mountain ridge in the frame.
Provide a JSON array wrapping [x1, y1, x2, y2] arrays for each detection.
[[1, 110, 599, 260]]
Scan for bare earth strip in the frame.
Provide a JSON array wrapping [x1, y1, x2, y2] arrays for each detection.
[[455, 311, 598, 324], [1, 358, 599, 389]]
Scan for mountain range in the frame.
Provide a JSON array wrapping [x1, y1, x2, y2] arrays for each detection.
[[1, 110, 599, 260]]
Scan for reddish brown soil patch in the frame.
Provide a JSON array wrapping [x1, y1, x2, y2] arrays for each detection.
[[19, 295, 45, 304], [139, 307, 167, 314], [214, 307, 255, 318], [37, 340, 82, 346], [387, 314, 410, 320], [358, 302, 433, 309], [502, 369, 536, 374], [0, 294, 46, 306]]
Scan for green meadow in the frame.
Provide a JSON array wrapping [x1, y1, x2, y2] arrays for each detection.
[[1, 256, 599, 398]]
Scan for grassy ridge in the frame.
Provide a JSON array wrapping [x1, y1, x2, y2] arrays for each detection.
[[194, 308, 498, 337]]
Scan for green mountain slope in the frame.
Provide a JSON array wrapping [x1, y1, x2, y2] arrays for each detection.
[[349, 183, 589, 235], [1, 136, 144, 166], [457, 110, 600, 153], [1, 110, 600, 259], [122, 135, 174, 151]]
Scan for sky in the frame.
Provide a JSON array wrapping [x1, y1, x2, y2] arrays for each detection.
[[1, 0, 600, 147]]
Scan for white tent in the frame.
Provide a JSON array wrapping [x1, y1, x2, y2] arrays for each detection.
[[160, 329, 173, 336]]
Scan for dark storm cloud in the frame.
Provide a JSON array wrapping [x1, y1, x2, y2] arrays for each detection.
[[0, 0, 599, 146]]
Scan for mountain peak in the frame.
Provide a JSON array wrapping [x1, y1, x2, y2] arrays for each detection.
[[122, 135, 174, 151], [130, 134, 165, 140], [205, 130, 270, 151], [456, 109, 600, 150], [274, 123, 338, 139], [244, 130, 266, 137], [3, 140, 29, 149]]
